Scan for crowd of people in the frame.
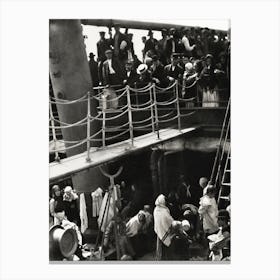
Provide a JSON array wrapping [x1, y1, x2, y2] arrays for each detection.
[[49, 175, 230, 261], [88, 24, 230, 107]]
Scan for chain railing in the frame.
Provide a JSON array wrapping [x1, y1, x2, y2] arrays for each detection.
[[50, 81, 225, 162]]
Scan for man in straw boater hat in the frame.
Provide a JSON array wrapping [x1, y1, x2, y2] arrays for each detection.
[[135, 63, 152, 88]]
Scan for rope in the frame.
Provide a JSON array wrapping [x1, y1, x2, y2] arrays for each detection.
[[61, 139, 82, 144], [155, 82, 176, 91], [179, 111, 196, 117], [158, 110, 175, 119], [49, 116, 88, 129], [131, 99, 152, 108], [158, 114, 179, 123], [179, 97, 196, 102], [129, 83, 152, 92], [130, 103, 154, 111], [156, 98, 178, 106], [180, 80, 197, 89], [50, 93, 88, 105], [132, 116, 153, 124], [134, 122, 153, 129], [104, 129, 129, 141], [50, 138, 87, 153], [105, 122, 129, 131], [93, 108, 129, 121]]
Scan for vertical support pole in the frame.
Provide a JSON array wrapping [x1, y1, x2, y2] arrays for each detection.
[[111, 183, 121, 260], [49, 103, 60, 162], [152, 84, 160, 139], [102, 108, 106, 148], [175, 81, 181, 132], [149, 87, 155, 133], [86, 91, 91, 162], [126, 86, 134, 146]]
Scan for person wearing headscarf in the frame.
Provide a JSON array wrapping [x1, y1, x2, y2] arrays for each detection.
[[126, 210, 147, 258], [198, 185, 219, 236], [153, 194, 174, 260]]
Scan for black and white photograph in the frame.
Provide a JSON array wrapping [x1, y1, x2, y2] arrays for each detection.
[[1, 0, 280, 279], [49, 18, 231, 262]]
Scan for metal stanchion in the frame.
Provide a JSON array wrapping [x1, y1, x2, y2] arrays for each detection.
[[86, 91, 91, 162], [152, 84, 160, 139], [126, 86, 134, 146], [49, 103, 60, 162], [175, 81, 181, 132], [102, 107, 106, 148], [149, 87, 155, 133]]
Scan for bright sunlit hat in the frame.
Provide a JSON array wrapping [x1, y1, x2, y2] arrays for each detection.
[[137, 64, 148, 75]]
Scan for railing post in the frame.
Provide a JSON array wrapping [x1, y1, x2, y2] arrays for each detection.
[[86, 91, 91, 162], [126, 86, 134, 146], [102, 108, 106, 148], [149, 87, 155, 133], [152, 84, 160, 139], [175, 80, 181, 131], [49, 103, 60, 162]]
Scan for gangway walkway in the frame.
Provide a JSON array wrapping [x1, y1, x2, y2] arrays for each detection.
[[49, 127, 197, 183], [49, 81, 213, 182]]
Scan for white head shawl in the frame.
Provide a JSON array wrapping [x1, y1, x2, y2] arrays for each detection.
[[153, 194, 174, 247]]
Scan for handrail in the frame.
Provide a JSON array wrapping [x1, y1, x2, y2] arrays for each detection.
[[50, 80, 230, 163]]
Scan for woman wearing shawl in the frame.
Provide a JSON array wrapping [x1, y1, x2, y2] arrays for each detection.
[[153, 194, 174, 260]]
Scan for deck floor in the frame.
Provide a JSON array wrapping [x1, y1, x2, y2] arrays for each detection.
[[49, 127, 197, 182]]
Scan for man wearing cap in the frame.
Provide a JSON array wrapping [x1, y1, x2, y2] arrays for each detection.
[[165, 28, 178, 63], [157, 29, 169, 65], [164, 53, 184, 84], [143, 30, 158, 59], [102, 49, 124, 86], [110, 24, 128, 62], [97, 31, 111, 63], [150, 55, 169, 88], [88, 52, 99, 87]]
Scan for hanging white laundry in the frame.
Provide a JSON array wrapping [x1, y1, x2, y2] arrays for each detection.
[[91, 187, 103, 217], [79, 193, 88, 234]]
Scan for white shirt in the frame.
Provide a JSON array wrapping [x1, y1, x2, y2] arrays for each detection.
[[108, 59, 115, 74], [126, 71, 131, 77], [198, 195, 219, 233], [182, 35, 195, 51]]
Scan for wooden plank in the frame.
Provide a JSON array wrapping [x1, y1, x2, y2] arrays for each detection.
[[49, 127, 197, 182]]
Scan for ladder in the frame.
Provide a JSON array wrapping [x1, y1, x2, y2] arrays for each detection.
[[217, 147, 231, 208], [209, 98, 231, 209]]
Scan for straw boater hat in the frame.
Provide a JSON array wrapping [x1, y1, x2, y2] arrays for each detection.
[[137, 64, 148, 75], [105, 49, 113, 55]]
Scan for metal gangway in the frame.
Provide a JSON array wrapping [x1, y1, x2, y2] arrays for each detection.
[[49, 81, 198, 182]]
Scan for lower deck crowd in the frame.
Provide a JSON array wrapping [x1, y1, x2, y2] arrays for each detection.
[[49, 176, 230, 261]]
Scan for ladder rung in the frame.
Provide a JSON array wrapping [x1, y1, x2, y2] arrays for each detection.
[[222, 183, 231, 186], [225, 169, 231, 172], [219, 196, 230, 200]]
